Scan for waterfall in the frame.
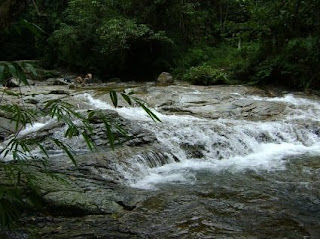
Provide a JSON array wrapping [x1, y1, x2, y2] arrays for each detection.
[[81, 92, 320, 189], [2, 91, 318, 189]]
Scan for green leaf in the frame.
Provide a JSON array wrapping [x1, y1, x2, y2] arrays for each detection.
[[21, 19, 47, 36], [13, 63, 28, 86], [0, 64, 6, 85], [81, 131, 96, 151], [23, 63, 38, 76], [109, 90, 118, 107], [121, 92, 132, 105], [7, 63, 18, 79], [65, 125, 79, 138], [105, 123, 115, 150], [134, 99, 161, 122], [38, 144, 49, 159], [52, 138, 77, 167]]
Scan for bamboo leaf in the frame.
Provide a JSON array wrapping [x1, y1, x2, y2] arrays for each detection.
[[12, 63, 28, 86], [121, 92, 132, 105], [7, 63, 18, 79], [2, 90, 20, 96], [114, 123, 128, 137], [23, 63, 38, 76], [52, 138, 77, 166], [102, 119, 114, 150], [22, 19, 47, 36], [38, 144, 49, 158], [88, 110, 95, 119], [81, 131, 96, 151], [0, 64, 6, 85], [109, 90, 118, 107], [134, 99, 161, 122]]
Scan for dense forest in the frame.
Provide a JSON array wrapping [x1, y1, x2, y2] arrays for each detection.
[[1, 0, 320, 88], [1, 1, 320, 237]]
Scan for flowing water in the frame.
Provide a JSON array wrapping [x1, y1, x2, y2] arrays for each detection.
[[80, 88, 320, 238], [4, 85, 320, 237]]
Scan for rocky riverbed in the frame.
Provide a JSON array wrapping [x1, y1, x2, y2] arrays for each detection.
[[1, 80, 320, 238]]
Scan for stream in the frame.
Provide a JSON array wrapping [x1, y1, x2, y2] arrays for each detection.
[[78, 85, 320, 238], [2, 83, 320, 238]]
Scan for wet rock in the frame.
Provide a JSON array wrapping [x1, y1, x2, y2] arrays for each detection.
[[48, 89, 70, 95], [151, 87, 287, 121], [2, 82, 319, 238], [0, 231, 28, 239], [156, 72, 174, 86], [0, 116, 17, 140], [180, 143, 205, 159], [20, 215, 140, 238], [232, 99, 286, 120], [23, 96, 39, 104]]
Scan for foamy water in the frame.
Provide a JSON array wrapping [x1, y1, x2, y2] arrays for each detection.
[[2, 92, 318, 188], [19, 118, 56, 136], [80, 92, 320, 189]]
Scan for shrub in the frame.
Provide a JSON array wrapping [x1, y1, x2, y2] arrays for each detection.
[[244, 36, 320, 89], [182, 64, 229, 85]]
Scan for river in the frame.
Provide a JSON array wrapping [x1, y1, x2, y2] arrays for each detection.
[[2, 83, 320, 238], [77, 85, 320, 238]]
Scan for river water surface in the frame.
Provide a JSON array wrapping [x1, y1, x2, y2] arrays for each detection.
[[75, 85, 320, 238], [5, 84, 319, 238]]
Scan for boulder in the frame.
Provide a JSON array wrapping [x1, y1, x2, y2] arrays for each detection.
[[156, 72, 174, 86]]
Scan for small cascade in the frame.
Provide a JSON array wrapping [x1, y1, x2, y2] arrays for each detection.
[[79, 91, 320, 189], [112, 150, 177, 184], [2, 90, 319, 190]]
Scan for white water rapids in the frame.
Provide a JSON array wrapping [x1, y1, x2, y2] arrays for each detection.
[[79, 92, 320, 190]]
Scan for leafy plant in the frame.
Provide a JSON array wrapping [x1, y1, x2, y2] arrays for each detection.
[[182, 64, 229, 85]]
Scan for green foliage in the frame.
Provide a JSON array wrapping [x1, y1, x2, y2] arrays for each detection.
[[0, 187, 24, 230], [174, 43, 257, 85], [2, 0, 320, 85], [45, 0, 174, 76], [182, 64, 229, 85], [0, 61, 37, 86], [97, 18, 171, 54], [248, 37, 320, 89]]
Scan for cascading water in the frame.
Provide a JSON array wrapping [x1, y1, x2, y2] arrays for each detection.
[[80, 91, 320, 190], [2, 86, 319, 237]]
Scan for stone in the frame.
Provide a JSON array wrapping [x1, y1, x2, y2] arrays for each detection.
[[0, 117, 17, 140], [48, 89, 69, 95], [53, 78, 73, 86], [156, 72, 174, 86]]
